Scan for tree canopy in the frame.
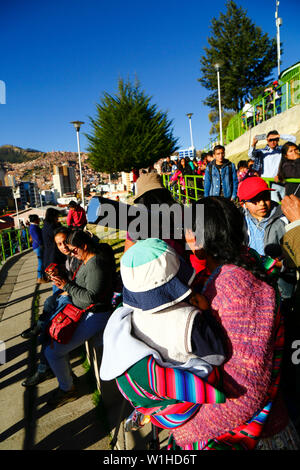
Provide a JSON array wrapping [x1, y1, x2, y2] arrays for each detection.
[[86, 79, 179, 173], [198, 1, 278, 113]]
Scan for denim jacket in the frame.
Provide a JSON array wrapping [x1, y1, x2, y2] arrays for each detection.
[[204, 160, 238, 199]]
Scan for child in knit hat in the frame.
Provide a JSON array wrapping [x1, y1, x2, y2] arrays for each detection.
[[120, 238, 226, 374], [118, 237, 226, 431]]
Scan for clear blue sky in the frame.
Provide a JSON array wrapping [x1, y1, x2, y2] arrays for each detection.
[[1, 0, 299, 154]]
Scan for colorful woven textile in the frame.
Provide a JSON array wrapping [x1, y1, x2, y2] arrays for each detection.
[[116, 356, 225, 429], [168, 289, 284, 450]]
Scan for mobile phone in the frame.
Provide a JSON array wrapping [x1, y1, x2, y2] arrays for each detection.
[[45, 263, 58, 273], [255, 134, 267, 141]]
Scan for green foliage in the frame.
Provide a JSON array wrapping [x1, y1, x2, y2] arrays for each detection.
[[0, 145, 43, 163], [86, 79, 179, 173], [208, 109, 235, 137], [199, 1, 278, 112]]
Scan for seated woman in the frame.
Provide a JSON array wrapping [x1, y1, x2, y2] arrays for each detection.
[[102, 197, 299, 450], [100, 238, 227, 429], [170, 196, 298, 450], [21, 226, 81, 387], [44, 230, 116, 408]]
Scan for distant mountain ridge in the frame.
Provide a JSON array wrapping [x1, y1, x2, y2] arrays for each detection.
[[0, 145, 44, 163]]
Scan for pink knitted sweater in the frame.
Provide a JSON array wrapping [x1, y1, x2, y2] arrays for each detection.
[[172, 264, 288, 447]]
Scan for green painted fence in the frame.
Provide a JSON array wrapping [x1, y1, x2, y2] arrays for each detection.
[[225, 63, 300, 144], [162, 173, 300, 206], [0, 227, 31, 265]]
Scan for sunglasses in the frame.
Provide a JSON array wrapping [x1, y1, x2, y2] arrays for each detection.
[[267, 138, 279, 142], [244, 193, 271, 204]]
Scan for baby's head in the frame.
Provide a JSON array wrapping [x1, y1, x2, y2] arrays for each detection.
[[120, 238, 196, 314]]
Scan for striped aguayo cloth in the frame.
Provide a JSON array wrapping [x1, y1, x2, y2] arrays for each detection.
[[116, 357, 225, 429]]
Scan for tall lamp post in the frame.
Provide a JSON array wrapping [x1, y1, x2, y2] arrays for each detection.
[[275, 0, 282, 78], [214, 63, 223, 145], [186, 113, 195, 152], [70, 121, 85, 209], [12, 184, 20, 228]]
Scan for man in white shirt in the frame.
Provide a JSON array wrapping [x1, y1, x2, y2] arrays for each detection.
[[242, 101, 254, 128], [248, 130, 296, 202]]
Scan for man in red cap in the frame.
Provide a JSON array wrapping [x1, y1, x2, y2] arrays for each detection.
[[238, 176, 296, 301]]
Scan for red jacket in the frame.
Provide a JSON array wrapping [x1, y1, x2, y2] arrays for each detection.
[[67, 206, 87, 228]]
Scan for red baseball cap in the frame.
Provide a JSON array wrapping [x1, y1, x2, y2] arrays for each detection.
[[237, 176, 275, 201]]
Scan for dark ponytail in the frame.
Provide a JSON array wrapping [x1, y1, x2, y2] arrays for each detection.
[[66, 230, 99, 254]]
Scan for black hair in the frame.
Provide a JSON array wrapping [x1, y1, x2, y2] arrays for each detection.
[[29, 214, 39, 223], [134, 188, 182, 240], [135, 187, 177, 209], [277, 141, 299, 182], [267, 130, 279, 138], [189, 197, 276, 287], [45, 208, 61, 225], [53, 226, 72, 238], [68, 201, 78, 208], [237, 160, 248, 170], [213, 145, 225, 154], [281, 141, 298, 158], [66, 230, 99, 254]]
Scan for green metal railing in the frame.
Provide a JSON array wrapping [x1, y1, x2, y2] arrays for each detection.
[[162, 173, 300, 206], [162, 173, 204, 205], [225, 64, 300, 144], [0, 227, 31, 265]]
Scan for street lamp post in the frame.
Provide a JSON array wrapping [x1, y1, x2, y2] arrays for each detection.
[[186, 113, 195, 151], [12, 187, 20, 228], [275, 0, 282, 78], [70, 121, 85, 209], [214, 63, 223, 145]]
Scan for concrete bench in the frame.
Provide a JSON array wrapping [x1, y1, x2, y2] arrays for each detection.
[[85, 334, 169, 450]]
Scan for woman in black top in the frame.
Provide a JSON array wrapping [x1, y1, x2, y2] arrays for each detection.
[[277, 142, 300, 197]]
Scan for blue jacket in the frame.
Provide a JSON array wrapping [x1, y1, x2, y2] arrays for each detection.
[[29, 223, 43, 250], [204, 160, 238, 199]]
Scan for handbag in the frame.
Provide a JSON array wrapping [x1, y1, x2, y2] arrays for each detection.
[[48, 302, 94, 344]]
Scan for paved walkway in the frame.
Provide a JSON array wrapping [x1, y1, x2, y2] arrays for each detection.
[[0, 250, 111, 450]]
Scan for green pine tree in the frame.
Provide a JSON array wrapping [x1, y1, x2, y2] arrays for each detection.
[[86, 78, 179, 173], [199, 1, 278, 112]]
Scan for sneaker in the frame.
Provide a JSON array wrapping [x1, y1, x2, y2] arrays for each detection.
[[125, 410, 150, 432], [47, 386, 79, 408], [22, 368, 54, 387], [21, 324, 41, 339], [37, 277, 49, 284]]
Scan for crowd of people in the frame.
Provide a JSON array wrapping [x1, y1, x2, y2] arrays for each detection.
[[161, 129, 300, 203], [19, 130, 300, 450], [240, 80, 283, 130]]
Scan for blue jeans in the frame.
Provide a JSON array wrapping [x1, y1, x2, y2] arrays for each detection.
[[38, 293, 72, 371], [52, 284, 62, 295], [34, 246, 44, 279], [44, 310, 110, 391]]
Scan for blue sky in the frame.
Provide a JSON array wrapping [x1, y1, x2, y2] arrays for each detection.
[[1, 0, 299, 154]]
